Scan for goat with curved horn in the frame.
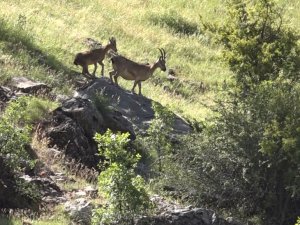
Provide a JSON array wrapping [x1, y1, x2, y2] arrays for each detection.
[[109, 48, 167, 95]]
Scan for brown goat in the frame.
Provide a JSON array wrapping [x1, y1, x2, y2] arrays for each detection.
[[109, 48, 167, 95], [74, 37, 117, 78]]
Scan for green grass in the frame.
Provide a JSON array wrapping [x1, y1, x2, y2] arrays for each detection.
[[0, 0, 299, 120], [0, 205, 69, 225]]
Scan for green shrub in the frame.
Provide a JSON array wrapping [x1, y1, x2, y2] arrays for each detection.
[[0, 118, 31, 171], [0, 96, 57, 171], [174, 1, 300, 224], [202, 0, 300, 91], [93, 130, 151, 225], [145, 102, 175, 174], [192, 80, 300, 223], [91, 91, 112, 116]]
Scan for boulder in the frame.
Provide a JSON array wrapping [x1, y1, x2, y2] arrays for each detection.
[[36, 97, 135, 167], [36, 104, 100, 167], [135, 196, 243, 225], [75, 78, 191, 135], [9, 76, 51, 94], [136, 207, 240, 225], [64, 198, 93, 225], [36, 77, 190, 168], [0, 86, 15, 111]]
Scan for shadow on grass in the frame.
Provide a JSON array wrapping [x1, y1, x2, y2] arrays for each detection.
[[0, 18, 80, 87], [148, 11, 200, 36]]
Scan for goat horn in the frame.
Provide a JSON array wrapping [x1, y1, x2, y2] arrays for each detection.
[[158, 48, 164, 58], [161, 48, 166, 59]]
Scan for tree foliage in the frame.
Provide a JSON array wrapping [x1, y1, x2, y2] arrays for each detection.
[[178, 0, 300, 224], [146, 102, 175, 174], [93, 130, 151, 225], [218, 0, 300, 90]]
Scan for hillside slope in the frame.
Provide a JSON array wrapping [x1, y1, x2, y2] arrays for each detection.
[[0, 0, 299, 119]]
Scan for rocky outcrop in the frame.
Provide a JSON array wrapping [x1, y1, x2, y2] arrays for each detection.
[[75, 78, 191, 134], [1, 77, 51, 111], [64, 198, 93, 225], [136, 208, 237, 225], [36, 78, 190, 167], [9, 76, 51, 94], [36, 97, 135, 167], [0, 86, 15, 111], [135, 196, 243, 225], [20, 175, 64, 204]]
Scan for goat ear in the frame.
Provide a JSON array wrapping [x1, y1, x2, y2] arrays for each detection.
[[110, 37, 116, 43]]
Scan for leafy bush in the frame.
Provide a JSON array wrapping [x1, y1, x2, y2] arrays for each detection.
[[202, 0, 300, 91], [188, 80, 300, 223], [0, 117, 31, 171], [0, 96, 50, 206], [93, 130, 151, 225], [144, 102, 175, 175], [0, 96, 57, 171], [91, 91, 112, 116], [170, 1, 300, 224]]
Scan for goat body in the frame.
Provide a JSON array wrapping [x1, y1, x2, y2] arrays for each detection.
[[74, 37, 117, 78], [109, 48, 166, 95]]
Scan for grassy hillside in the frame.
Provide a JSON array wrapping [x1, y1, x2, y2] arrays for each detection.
[[0, 0, 299, 120]]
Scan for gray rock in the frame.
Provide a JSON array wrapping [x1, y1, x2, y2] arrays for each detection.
[[36, 97, 135, 167], [75, 78, 191, 135], [0, 86, 15, 111], [9, 77, 51, 94], [36, 107, 100, 167], [20, 175, 62, 198], [135, 196, 242, 225], [84, 186, 98, 198], [35, 77, 190, 168], [64, 198, 93, 225], [61, 97, 105, 139], [226, 217, 243, 225]]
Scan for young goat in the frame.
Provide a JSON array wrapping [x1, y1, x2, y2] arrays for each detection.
[[109, 48, 167, 95], [74, 37, 117, 78]]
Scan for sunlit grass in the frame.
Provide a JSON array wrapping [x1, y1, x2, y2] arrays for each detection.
[[0, 205, 69, 225], [0, 0, 298, 120]]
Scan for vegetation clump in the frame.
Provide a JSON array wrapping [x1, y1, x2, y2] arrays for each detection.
[[93, 130, 151, 225], [170, 0, 300, 224]]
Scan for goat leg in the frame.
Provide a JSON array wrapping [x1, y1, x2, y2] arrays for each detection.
[[92, 63, 97, 78], [132, 80, 138, 94], [99, 61, 104, 77], [138, 81, 142, 95], [109, 71, 115, 84]]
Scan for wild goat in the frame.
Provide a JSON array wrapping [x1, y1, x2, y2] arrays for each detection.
[[74, 37, 117, 78], [109, 48, 167, 95]]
